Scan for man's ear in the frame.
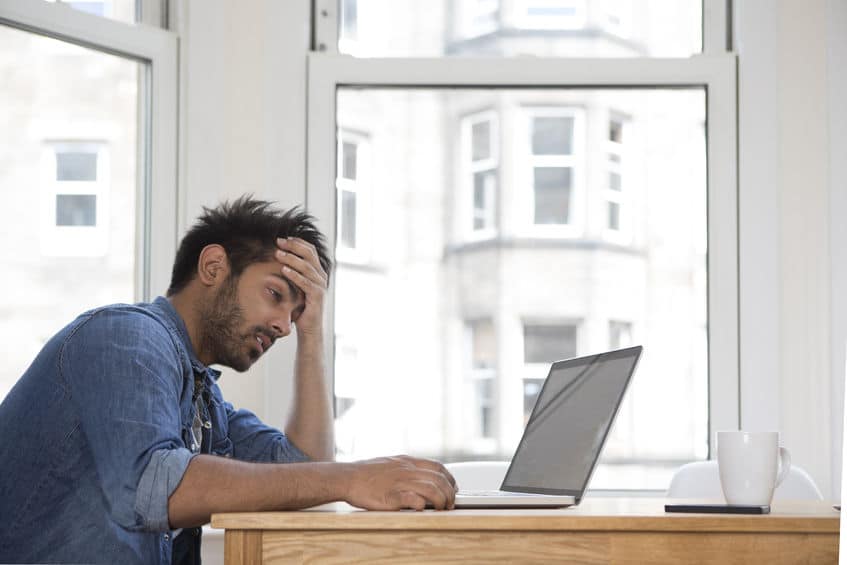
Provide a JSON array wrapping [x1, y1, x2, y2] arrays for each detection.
[[197, 244, 230, 287]]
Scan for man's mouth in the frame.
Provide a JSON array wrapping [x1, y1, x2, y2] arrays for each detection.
[[254, 333, 272, 353]]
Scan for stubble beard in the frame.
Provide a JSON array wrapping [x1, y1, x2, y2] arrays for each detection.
[[200, 276, 256, 372]]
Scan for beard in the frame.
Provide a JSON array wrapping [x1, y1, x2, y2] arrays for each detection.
[[198, 276, 260, 372]]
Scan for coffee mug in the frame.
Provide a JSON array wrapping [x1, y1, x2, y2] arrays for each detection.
[[717, 431, 791, 505]]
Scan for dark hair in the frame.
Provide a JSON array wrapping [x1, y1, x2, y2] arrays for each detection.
[[167, 196, 332, 296]]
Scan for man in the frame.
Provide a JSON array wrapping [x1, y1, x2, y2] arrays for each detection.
[[0, 197, 456, 564]]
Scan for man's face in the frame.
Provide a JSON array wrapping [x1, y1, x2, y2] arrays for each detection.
[[200, 259, 305, 371]]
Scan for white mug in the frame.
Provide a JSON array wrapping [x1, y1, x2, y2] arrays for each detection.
[[717, 431, 791, 506]]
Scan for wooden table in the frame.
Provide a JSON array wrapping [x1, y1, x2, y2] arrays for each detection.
[[211, 498, 839, 564]]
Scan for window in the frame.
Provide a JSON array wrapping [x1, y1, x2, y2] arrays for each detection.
[[338, 0, 358, 53], [41, 142, 110, 257], [335, 131, 370, 261], [467, 319, 497, 441], [525, 108, 583, 231], [604, 114, 628, 239], [330, 0, 703, 58], [523, 322, 578, 420], [463, 111, 498, 236], [312, 1, 737, 490], [0, 1, 178, 401], [42, 0, 140, 25]]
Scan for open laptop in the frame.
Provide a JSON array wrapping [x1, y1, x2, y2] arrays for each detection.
[[454, 345, 643, 508]]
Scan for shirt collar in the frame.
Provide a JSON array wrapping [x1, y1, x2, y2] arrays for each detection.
[[151, 296, 222, 381]]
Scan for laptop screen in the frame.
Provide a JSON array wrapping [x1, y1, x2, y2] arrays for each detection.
[[501, 346, 642, 497]]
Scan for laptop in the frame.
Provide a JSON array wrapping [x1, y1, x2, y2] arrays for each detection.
[[453, 345, 643, 508]]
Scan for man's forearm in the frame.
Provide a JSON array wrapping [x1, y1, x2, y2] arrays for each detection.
[[168, 455, 349, 528], [284, 332, 335, 461]]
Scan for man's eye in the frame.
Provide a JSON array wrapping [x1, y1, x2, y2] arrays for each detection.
[[268, 288, 283, 302]]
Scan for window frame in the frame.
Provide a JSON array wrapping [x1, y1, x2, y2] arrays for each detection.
[[309, 0, 738, 490], [603, 112, 630, 242], [521, 106, 585, 236], [0, 0, 179, 300], [461, 109, 499, 239], [334, 128, 371, 264]]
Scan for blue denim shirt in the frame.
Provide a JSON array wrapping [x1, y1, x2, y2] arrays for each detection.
[[0, 297, 309, 564]]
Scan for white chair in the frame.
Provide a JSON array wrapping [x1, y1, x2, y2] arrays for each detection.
[[666, 460, 824, 501], [445, 461, 510, 491]]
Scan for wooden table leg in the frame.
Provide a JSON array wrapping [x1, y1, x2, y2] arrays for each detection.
[[224, 530, 262, 565]]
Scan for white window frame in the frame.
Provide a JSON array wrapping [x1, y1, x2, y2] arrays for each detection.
[[335, 129, 371, 264], [0, 0, 179, 300], [464, 319, 497, 449], [603, 113, 630, 243], [461, 110, 499, 240], [309, 0, 738, 481], [521, 106, 585, 237]]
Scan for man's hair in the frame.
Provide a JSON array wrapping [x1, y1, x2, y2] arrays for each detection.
[[167, 196, 332, 296]]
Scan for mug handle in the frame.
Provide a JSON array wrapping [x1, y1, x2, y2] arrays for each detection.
[[775, 446, 792, 488]]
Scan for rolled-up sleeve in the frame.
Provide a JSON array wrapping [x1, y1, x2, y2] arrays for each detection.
[[61, 309, 190, 532], [134, 447, 197, 531]]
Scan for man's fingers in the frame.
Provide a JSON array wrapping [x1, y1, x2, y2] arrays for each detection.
[[277, 238, 327, 280], [389, 490, 426, 511], [275, 249, 326, 288], [403, 456, 458, 491]]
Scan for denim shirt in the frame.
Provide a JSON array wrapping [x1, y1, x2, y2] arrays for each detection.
[[0, 297, 309, 564]]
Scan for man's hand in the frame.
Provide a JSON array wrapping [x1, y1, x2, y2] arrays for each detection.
[[343, 456, 458, 511], [274, 237, 328, 337]]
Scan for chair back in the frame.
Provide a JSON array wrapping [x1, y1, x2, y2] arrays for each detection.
[[666, 460, 824, 501]]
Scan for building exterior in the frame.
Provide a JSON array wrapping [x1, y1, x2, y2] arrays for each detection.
[[332, 0, 706, 489], [0, 19, 138, 401]]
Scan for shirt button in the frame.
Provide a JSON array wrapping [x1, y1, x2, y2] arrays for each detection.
[[163, 533, 170, 541]]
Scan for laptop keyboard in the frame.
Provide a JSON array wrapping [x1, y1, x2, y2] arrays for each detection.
[[459, 490, 545, 497]]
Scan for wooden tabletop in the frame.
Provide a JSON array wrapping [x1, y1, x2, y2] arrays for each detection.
[[211, 498, 839, 533]]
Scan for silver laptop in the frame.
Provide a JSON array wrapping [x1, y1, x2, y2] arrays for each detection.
[[454, 345, 643, 508]]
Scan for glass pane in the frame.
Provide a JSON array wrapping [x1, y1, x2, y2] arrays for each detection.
[[532, 117, 573, 155], [336, 0, 702, 58], [524, 324, 577, 362], [533, 166, 571, 224], [522, 378, 545, 420], [342, 141, 358, 180], [56, 194, 97, 226], [609, 171, 621, 191], [57, 151, 97, 181], [43, 0, 138, 25], [471, 120, 491, 161], [334, 87, 707, 490], [470, 319, 496, 369], [0, 26, 141, 400], [340, 189, 357, 248], [608, 200, 620, 230]]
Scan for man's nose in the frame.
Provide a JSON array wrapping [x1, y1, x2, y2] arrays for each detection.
[[270, 312, 292, 338]]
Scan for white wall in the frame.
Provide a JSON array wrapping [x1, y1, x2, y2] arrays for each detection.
[[736, 0, 847, 500], [177, 0, 847, 499], [176, 0, 311, 430]]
